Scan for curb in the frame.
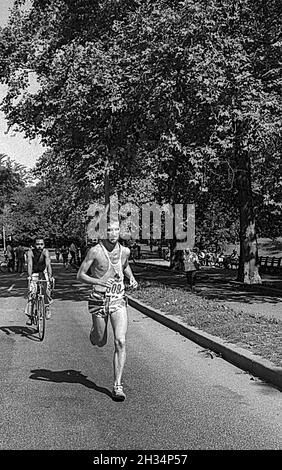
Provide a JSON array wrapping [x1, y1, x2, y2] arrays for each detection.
[[127, 295, 282, 391]]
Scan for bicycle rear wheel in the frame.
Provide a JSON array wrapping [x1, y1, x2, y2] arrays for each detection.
[[37, 295, 45, 341]]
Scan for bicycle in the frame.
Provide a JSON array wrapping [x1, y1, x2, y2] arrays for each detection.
[[29, 279, 53, 341]]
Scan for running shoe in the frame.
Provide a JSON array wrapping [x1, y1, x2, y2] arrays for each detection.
[[112, 384, 126, 401]]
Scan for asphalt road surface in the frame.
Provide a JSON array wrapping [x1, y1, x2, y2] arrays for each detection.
[[0, 265, 281, 451]]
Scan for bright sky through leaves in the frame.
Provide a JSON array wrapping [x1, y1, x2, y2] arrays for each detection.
[[0, 0, 45, 169]]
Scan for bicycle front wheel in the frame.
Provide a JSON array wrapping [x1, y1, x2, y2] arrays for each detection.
[[37, 295, 45, 341]]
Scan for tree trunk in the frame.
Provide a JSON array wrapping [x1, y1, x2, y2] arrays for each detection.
[[170, 238, 182, 270], [168, 155, 181, 270], [104, 159, 110, 206], [235, 149, 261, 284]]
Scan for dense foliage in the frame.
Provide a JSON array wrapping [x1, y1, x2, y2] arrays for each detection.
[[0, 0, 281, 280]]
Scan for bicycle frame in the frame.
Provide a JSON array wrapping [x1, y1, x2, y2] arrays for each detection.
[[30, 279, 49, 341]]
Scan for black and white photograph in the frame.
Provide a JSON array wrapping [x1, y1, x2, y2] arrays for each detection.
[[0, 0, 281, 461]]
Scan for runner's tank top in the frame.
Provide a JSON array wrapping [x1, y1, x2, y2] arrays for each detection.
[[32, 249, 46, 273], [92, 242, 125, 300]]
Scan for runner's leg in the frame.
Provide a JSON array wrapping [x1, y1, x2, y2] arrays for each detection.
[[110, 306, 128, 386], [186, 271, 192, 288], [89, 313, 108, 346], [191, 271, 196, 291]]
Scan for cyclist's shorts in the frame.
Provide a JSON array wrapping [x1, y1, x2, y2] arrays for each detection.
[[88, 291, 127, 318], [29, 272, 46, 294]]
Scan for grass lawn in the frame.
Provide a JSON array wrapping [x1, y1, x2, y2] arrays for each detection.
[[131, 280, 282, 367], [224, 237, 282, 257]]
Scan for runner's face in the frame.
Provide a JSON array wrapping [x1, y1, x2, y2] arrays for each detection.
[[107, 224, 120, 244], [35, 240, 44, 251]]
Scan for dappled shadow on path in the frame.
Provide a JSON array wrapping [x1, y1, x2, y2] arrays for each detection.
[[0, 273, 27, 298], [132, 265, 282, 307], [52, 267, 91, 301], [0, 325, 42, 342], [29, 368, 113, 399], [1, 262, 281, 308], [0, 265, 90, 302]]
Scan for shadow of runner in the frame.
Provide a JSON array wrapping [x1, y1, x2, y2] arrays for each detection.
[[29, 368, 114, 399]]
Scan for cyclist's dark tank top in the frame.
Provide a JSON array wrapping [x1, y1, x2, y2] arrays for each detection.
[[32, 249, 46, 273]]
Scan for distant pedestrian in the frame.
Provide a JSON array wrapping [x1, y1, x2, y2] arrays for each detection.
[[230, 249, 239, 268], [80, 242, 87, 262], [55, 247, 60, 262], [198, 249, 206, 266], [69, 242, 77, 265], [15, 243, 25, 273], [11, 244, 16, 270], [216, 250, 225, 267], [205, 250, 212, 266], [5, 243, 14, 273], [60, 245, 69, 269], [131, 242, 139, 261], [183, 247, 200, 292]]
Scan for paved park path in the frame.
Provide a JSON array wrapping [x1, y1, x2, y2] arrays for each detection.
[[0, 262, 281, 451]]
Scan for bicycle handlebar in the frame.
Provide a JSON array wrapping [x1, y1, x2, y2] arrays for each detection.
[[27, 278, 55, 289]]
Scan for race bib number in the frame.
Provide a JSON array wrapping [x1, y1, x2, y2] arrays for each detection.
[[106, 282, 123, 296]]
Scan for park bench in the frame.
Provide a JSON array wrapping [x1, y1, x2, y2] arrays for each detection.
[[258, 256, 282, 274], [269, 256, 282, 273], [258, 256, 268, 272]]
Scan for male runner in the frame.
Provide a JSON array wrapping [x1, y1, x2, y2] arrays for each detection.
[[25, 237, 53, 325], [76, 220, 138, 401]]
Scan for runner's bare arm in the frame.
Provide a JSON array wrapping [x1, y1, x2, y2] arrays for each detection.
[[123, 248, 138, 287], [76, 246, 108, 287]]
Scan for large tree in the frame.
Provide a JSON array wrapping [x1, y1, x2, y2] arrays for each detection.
[[7, 150, 87, 244], [0, 0, 281, 282], [0, 154, 26, 207], [0, 154, 28, 245]]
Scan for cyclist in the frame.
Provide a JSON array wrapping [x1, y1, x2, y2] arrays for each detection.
[[5, 243, 14, 273], [25, 237, 54, 325], [77, 219, 138, 401]]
